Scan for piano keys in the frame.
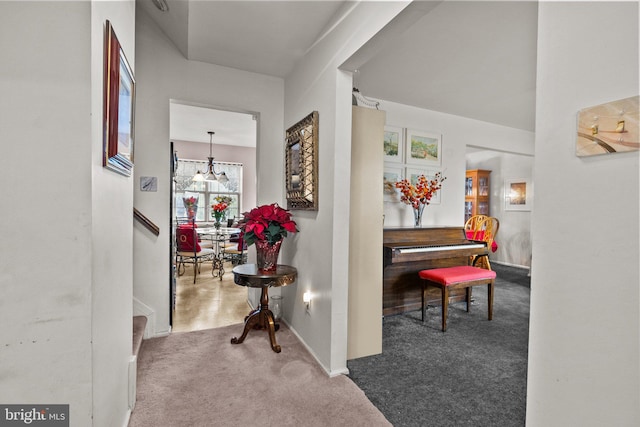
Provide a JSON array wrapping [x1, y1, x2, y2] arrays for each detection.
[[383, 227, 489, 316], [394, 244, 486, 254]]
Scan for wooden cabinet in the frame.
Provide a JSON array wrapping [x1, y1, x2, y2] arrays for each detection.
[[464, 169, 491, 222]]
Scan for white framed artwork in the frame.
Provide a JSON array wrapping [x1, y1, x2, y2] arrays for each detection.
[[504, 178, 532, 211], [405, 129, 442, 167], [383, 165, 403, 203], [383, 126, 404, 163]]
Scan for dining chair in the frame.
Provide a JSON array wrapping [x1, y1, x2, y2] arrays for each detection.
[[221, 235, 247, 266], [175, 219, 216, 283]]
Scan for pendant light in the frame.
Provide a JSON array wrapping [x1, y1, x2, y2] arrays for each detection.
[[192, 131, 229, 184]]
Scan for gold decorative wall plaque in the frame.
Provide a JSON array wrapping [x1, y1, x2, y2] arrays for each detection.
[[576, 95, 639, 157]]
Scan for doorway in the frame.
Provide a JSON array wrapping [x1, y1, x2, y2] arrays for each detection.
[[169, 101, 258, 333], [465, 146, 534, 270]]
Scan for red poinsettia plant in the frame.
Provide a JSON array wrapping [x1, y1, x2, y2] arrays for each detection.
[[395, 172, 446, 209], [240, 203, 299, 246]]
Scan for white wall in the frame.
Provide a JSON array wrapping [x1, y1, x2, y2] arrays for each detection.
[[466, 150, 534, 268], [528, 2, 639, 426], [381, 100, 534, 228], [0, 1, 135, 426], [172, 140, 257, 216], [91, 2, 136, 425], [283, 1, 410, 375], [133, 6, 284, 337], [0, 3, 93, 424]]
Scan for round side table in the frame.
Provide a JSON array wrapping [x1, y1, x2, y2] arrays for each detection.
[[231, 264, 297, 353]]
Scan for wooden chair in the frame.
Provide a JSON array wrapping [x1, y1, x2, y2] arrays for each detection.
[[175, 220, 216, 284], [419, 266, 496, 331], [475, 217, 499, 269], [465, 215, 499, 270], [464, 214, 488, 240]]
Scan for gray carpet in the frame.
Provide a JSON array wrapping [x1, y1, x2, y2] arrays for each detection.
[[347, 263, 530, 427]]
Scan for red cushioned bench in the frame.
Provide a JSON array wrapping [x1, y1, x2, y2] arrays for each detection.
[[418, 266, 496, 331]]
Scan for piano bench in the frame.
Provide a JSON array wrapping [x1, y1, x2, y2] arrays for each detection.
[[418, 266, 496, 332]]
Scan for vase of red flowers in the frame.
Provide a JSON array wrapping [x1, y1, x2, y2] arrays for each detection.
[[395, 172, 446, 227], [211, 196, 232, 229], [183, 196, 198, 221], [240, 203, 299, 271], [254, 239, 283, 272]]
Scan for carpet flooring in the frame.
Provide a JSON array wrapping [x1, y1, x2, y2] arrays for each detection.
[[129, 323, 391, 427], [347, 263, 530, 427]]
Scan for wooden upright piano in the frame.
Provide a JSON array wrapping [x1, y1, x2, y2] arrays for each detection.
[[383, 227, 489, 316]]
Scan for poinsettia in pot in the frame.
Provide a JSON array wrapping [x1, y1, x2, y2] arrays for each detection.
[[239, 203, 299, 271]]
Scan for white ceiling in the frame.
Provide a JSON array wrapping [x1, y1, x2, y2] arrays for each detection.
[[169, 102, 257, 147], [355, 1, 538, 132], [141, 0, 538, 145]]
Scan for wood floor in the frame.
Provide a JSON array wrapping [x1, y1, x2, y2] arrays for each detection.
[[172, 261, 250, 333]]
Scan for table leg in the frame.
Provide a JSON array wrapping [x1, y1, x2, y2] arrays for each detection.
[[211, 256, 224, 280], [230, 287, 281, 353]]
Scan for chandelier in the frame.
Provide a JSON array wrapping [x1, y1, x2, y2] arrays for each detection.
[[193, 131, 229, 184]]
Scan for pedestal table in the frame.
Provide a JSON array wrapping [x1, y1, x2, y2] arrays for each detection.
[[231, 264, 297, 353]]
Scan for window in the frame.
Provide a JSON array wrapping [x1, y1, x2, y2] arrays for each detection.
[[174, 159, 242, 223]]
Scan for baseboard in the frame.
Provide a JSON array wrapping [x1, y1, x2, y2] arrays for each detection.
[[128, 355, 137, 411], [122, 409, 131, 427], [492, 260, 530, 270], [132, 297, 155, 339], [284, 320, 349, 378], [152, 327, 172, 338]]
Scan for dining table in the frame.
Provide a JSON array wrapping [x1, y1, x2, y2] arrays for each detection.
[[196, 227, 241, 278]]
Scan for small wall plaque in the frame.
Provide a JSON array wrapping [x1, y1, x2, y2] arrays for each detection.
[[140, 176, 157, 192]]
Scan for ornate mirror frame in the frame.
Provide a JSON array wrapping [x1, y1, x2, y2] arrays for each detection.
[[285, 111, 318, 210]]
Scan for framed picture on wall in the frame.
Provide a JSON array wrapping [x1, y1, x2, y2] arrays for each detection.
[[504, 178, 532, 211], [575, 95, 639, 157], [383, 165, 403, 202], [405, 129, 441, 167], [103, 20, 135, 176], [406, 168, 442, 204], [383, 126, 404, 163]]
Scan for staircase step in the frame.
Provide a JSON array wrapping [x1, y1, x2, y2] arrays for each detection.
[[132, 315, 147, 357]]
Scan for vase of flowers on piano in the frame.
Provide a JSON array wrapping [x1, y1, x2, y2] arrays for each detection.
[[395, 172, 446, 227], [211, 196, 232, 229], [239, 203, 299, 272]]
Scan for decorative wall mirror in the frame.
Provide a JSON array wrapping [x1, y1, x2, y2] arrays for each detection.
[[285, 111, 318, 210]]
